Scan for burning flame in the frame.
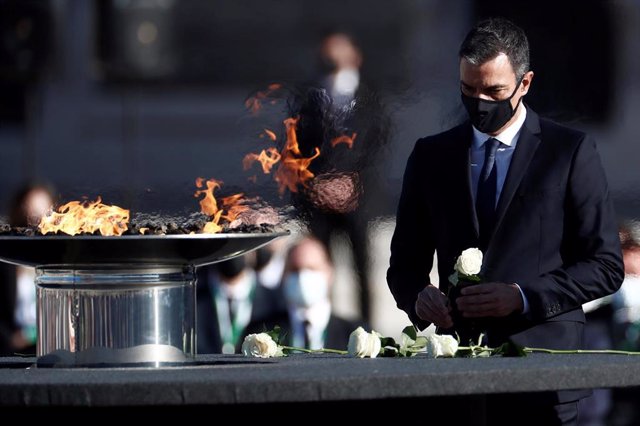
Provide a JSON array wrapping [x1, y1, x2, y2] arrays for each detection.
[[243, 117, 358, 196], [242, 147, 281, 174], [263, 129, 277, 141], [194, 178, 249, 233], [244, 83, 283, 115], [243, 117, 320, 195], [38, 197, 130, 236], [331, 132, 357, 149]]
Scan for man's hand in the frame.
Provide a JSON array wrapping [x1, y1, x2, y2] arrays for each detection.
[[415, 284, 453, 328], [456, 282, 524, 318]]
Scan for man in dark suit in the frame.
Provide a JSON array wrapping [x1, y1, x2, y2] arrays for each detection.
[[386, 18, 623, 425]]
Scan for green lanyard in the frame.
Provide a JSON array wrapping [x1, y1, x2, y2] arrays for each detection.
[[213, 279, 256, 351]]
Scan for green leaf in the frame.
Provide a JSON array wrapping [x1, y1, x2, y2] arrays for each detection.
[[492, 341, 528, 357], [449, 271, 459, 286], [402, 325, 417, 341], [472, 348, 492, 358], [460, 274, 482, 283], [265, 325, 282, 345], [413, 336, 428, 348], [281, 347, 294, 355], [381, 346, 399, 357], [379, 337, 399, 348], [455, 348, 473, 358]]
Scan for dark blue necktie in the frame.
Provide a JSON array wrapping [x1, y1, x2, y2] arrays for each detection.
[[303, 320, 311, 349], [476, 137, 500, 251]]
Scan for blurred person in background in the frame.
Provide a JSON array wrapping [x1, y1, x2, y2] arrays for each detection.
[[243, 235, 362, 351], [317, 31, 363, 109], [254, 238, 288, 290], [0, 182, 54, 355], [612, 219, 640, 348], [293, 31, 391, 324], [605, 220, 640, 425], [196, 254, 284, 354]]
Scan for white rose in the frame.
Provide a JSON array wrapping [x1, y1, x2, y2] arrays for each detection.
[[347, 327, 382, 358], [455, 247, 483, 276], [426, 334, 459, 358], [241, 333, 281, 358]]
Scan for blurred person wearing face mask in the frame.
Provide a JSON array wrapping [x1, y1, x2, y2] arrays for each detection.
[[612, 221, 640, 349], [318, 32, 363, 109], [196, 254, 285, 354], [254, 238, 288, 290], [243, 235, 362, 351], [0, 183, 55, 355], [290, 31, 392, 325]]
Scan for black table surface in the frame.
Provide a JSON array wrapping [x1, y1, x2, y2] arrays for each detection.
[[1, 353, 640, 406]]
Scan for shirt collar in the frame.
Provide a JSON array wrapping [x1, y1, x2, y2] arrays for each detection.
[[290, 300, 332, 330], [214, 270, 256, 300], [472, 104, 527, 148]]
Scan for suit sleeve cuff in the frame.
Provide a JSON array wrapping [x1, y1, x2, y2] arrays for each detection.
[[514, 283, 530, 314]]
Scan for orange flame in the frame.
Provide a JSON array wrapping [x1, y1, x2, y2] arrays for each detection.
[[243, 147, 281, 174], [244, 83, 283, 115], [263, 129, 277, 141], [221, 194, 249, 222], [243, 116, 321, 195], [194, 178, 248, 233], [331, 132, 357, 149], [38, 197, 130, 236]]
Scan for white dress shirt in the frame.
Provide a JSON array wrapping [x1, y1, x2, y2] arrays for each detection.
[[470, 104, 530, 313]]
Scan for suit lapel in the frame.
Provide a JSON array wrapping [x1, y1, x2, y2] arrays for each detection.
[[453, 123, 479, 238], [491, 110, 542, 246]]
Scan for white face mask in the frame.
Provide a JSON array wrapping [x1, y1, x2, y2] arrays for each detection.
[[283, 269, 330, 309], [618, 275, 640, 307]]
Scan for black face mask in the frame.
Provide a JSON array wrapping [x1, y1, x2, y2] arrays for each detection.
[[461, 78, 523, 134]]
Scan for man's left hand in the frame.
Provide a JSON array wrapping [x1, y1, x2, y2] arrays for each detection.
[[456, 282, 524, 318]]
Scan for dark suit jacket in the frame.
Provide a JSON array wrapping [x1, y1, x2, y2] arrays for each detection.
[[196, 267, 286, 354], [387, 108, 623, 353], [242, 311, 361, 351]]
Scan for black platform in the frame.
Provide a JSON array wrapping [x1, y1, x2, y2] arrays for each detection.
[[1, 353, 639, 406]]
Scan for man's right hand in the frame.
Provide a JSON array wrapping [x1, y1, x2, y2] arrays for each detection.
[[415, 284, 453, 328]]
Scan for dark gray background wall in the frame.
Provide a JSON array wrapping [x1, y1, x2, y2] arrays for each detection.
[[0, 0, 638, 221]]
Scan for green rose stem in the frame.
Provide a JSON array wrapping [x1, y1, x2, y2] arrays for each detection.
[[456, 345, 640, 356], [524, 347, 640, 355], [280, 345, 348, 355]]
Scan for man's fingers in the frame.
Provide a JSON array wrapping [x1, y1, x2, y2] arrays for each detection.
[[457, 283, 523, 317], [418, 294, 448, 317], [416, 298, 447, 322], [460, 283, 495, 295], [415, 288, 453, 328], [456, 293, 497, 308]]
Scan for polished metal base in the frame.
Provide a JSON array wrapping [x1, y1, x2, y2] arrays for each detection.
[[36, 265, 196, 367]]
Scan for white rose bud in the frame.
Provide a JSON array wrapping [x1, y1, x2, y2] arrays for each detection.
[[348, 327, 382, 358], [455, 247, 483, 276], [241, 333, 280, 358], [426, 334, 459, 358]]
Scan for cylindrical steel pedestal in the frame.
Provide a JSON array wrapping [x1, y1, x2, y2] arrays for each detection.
[[35, 265, 196, 367]]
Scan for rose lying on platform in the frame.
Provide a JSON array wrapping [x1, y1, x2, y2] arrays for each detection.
[[241, 332, 283, 358], [347, 327, 382, 358], [241, 325, 347, 358], [425, 334, 459, 358], [241, 325, 640, 360]]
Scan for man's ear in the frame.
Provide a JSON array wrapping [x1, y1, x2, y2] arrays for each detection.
[[520, 70, 534, 95]]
